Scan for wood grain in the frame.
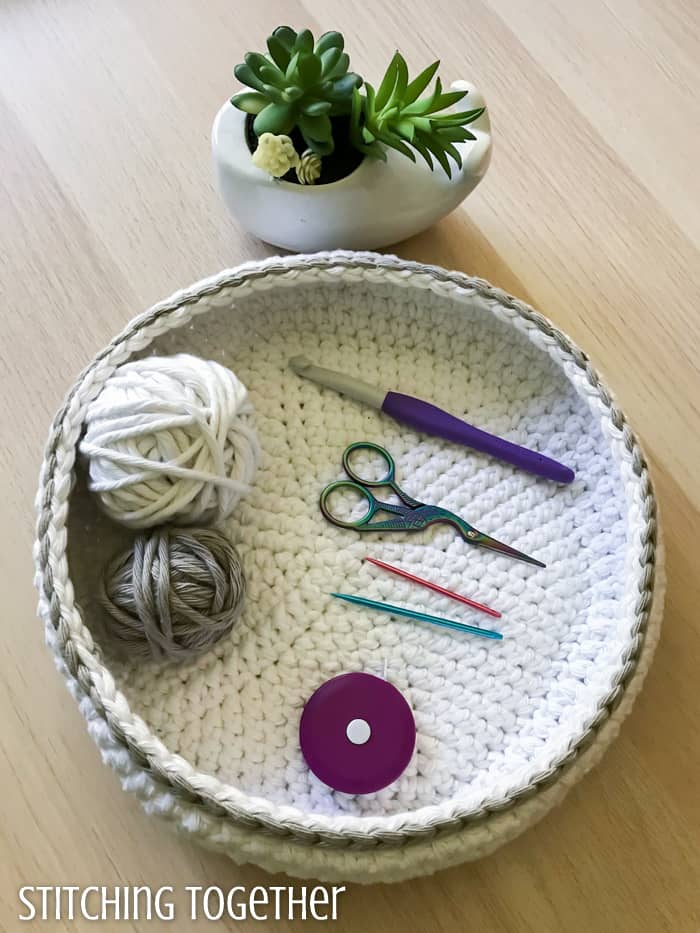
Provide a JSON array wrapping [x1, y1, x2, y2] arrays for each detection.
[[1, 1, 698, 930]]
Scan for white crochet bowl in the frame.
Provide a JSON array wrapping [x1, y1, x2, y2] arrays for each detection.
[[35, 251, 663, 884]]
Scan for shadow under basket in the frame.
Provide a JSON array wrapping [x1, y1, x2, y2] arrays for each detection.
[[34, 251, 663, 884]]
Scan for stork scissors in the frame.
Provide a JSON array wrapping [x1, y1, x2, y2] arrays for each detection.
[[320, 442, 545, 568]]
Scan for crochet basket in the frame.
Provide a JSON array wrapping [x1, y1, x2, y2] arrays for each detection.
[[34, 251, 663, 884]]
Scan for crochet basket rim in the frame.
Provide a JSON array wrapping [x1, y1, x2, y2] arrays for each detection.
[[34, 250, 659, 850]]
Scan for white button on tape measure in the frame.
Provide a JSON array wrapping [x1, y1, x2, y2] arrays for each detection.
[[345, 718, 371, 745]]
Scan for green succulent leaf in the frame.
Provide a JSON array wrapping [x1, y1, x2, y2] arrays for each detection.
[[230, 91, 268, 114], [436, 125, 475, 142], [405, 76, 444, 117], [350, 86, 363, 146], [423, 136, 452, 177], [393, 52, 409, 102], [434, 90, 469, 109], [403, 60, 439, 105], [326, 51, 351, 79], [297, 51, 322, 87], [374, 52, 400, 110], [294, 29, 314, 54], [282, 86, 304, 102], [245, 52, 271, 75], [380, 129, 416, 161], [409, 135, 435, 169], [234, 62, 266, 93], [418, 76, 442, 113], [380, 105, 399, 125], [410, 116, 433, 133], [405, 88, 466, 116], [285, 50, 300, 81], [437, 137, 462, 165], [396, 118, 415, 141], [327, 73, 362, 100], [261, 84, 286, 104], [301, 99, 332, 116], [315, 31, 344, 55], [259, 64, 286, 87], [266, 34, 291, 70], [320, 46, 342, 76], [430, 147, 452, 178], [272, 26, 297, 52], [436, 106, 485, 126], [253, 101, 296, 135], [298, 112, 333, 142]]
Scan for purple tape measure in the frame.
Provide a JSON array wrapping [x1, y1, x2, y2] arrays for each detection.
[[299, 672, 416, 794]]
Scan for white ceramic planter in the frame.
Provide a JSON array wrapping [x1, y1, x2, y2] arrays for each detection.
[[211, 82, 492, 252]]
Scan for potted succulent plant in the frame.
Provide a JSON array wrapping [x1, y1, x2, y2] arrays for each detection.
[[212, 27, 492, 252]]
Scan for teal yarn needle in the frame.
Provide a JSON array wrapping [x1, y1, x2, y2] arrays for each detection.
[[331, 593, 503, 640]]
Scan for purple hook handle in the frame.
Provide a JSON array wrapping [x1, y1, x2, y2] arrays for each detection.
[[382, 392, 575, 484]]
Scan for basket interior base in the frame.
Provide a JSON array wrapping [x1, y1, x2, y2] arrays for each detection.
[[68, 280, 632, 821]]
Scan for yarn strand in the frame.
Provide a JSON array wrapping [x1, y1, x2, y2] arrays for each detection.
[[80, 354, 260, 528]]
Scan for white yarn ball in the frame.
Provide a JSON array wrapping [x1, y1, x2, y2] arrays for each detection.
[[80, 354, 260, 529]]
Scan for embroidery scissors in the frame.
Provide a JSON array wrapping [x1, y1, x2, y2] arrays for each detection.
[[320, 442, 545, 567]]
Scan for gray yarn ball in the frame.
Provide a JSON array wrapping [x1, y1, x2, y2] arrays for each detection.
[[100, 527, 245, 662]]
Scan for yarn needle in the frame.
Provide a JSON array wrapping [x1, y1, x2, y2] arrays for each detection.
[[331, 592, 503, 640], [364, 557, 501, 618]]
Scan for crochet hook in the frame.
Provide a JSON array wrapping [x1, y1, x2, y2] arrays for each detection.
[[289, 356, 574, 484], [364, 557, 501, 618], [331, 592, 503, 640]]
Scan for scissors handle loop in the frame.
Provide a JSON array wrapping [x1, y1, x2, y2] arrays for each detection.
[[320, 480, 377, 528], [342, 442, 395, 486]]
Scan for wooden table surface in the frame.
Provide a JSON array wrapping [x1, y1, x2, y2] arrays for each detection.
[[1, 2, 698, 930]]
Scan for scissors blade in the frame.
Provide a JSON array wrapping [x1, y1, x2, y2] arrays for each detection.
[[408, 506, 544, 567], [467, 529, 546, 568]]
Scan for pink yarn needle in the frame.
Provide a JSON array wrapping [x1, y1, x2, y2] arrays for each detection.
[[364, 557, 501, 619]]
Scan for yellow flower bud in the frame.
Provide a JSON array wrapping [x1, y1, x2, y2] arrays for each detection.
[[251, 133, 300, 178]]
